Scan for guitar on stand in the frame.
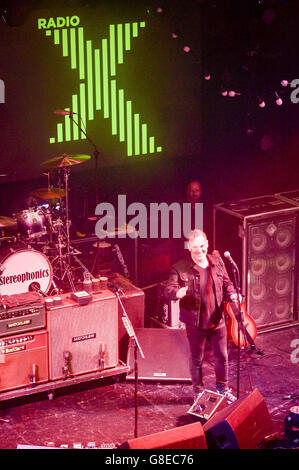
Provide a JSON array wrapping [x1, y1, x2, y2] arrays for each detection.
[[214, 250, 263, 398], [225, 300, 257, 349]]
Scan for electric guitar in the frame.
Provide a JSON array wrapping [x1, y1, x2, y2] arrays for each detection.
[[225, 301, 257, 348]]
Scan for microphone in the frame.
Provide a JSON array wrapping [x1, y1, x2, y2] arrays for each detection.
[[53, 110, 77, 116], [107, 282, 119, 293], [223, 251, 238, 268], [107, 282, 127, 297]]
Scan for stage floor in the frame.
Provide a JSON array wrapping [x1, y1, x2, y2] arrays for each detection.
[[0, 325, 298, 449]]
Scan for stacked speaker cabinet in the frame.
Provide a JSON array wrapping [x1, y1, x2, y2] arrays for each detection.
[[46, 290, 118, 380], [214, 194, 299, 331]]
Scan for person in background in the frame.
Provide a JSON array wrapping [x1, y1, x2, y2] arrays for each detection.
[[164, 229, 238, 403], [186, 180, 202, 209]]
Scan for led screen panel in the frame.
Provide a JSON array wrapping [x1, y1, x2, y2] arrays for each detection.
[[0, 2, 201, 182]]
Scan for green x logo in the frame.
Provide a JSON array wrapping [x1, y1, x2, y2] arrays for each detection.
[[42, 22, 162, 157]]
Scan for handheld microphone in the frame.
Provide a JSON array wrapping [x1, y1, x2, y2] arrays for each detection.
[[223, 251, 238, 268], [53, 110, 77, 116]]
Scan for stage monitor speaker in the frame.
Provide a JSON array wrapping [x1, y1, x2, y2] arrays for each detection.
[[118, 421, 207, 449], [203, 388, 272, 449], [47, 291, 118, 380], [126, 328, 191, 382], [0, 329, 49, 392]]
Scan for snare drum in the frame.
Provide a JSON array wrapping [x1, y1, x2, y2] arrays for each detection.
[[0, 245, 53, 295], [15, 207, 47, 239]]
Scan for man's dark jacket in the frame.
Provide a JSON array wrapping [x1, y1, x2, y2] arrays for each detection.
[[164, 252, 236, 328]]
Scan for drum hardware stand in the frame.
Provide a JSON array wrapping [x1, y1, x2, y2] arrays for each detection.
[[62, 166, 72, 266], [109, 284, 144, 438], [67, 113, 103, 205], [49, 278, 60, 295], [70, 249, 90, 276], [52, 253, 76, 292], [45, 168, 80, 292], [58, 165, 92, 291], [49, 224, 90, 292], [38, 152, 92, 293]]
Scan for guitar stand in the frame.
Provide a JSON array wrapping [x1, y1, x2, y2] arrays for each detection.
[[234, 307, 263, 356]]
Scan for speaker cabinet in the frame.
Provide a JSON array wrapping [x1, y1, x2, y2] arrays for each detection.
[[119, 421, 207, 449], [203, 389, 272, 449], [0, 329, 48, 392], [126, 328, 191, 381], [247, 216, 297, 328], [47, 291, 118, 380], [214, 195, 299, 330]]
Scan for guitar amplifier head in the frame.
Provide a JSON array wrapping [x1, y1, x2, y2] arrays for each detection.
[[0, 303, 45, 338]]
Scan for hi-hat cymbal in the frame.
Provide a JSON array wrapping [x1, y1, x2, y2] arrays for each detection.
[[0, 216, 17, 229], [40, 153, 91, 169], [30, 188, 66, 200]]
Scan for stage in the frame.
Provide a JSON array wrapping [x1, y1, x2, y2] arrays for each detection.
[[1, 0, 299, 452], [0, 324, 298, 449]]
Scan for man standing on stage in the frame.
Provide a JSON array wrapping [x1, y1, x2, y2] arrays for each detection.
[[164, 229, 238, 403]]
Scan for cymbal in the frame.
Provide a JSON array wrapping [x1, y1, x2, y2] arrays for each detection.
[[30, 188, 66, 200], [0, 216, 17, 228], [40, 153, 91, 169]]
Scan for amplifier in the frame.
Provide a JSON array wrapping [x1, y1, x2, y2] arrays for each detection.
[[0, 303, 45, 338], [0, 329, 49, 392], [155, 281, 180, 328], [46, 290, 118, 380]]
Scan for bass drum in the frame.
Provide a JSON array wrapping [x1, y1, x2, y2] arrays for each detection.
[[0, 244, 53, 295]]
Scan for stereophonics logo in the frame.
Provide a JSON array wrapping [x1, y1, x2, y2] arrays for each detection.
[[0, 269, 50, 286]]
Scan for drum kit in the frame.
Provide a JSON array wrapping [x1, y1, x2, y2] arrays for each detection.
[[0, 153, 92, 296]]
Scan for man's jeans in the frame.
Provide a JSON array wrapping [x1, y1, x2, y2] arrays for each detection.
[[186, 323, 228, 394]]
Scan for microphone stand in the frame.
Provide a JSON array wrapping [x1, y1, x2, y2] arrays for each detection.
[[68, 113, 101, 205], [109, 285, 144, 439], [228, 261, 263, 397], [229, 261, 244, 400]]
